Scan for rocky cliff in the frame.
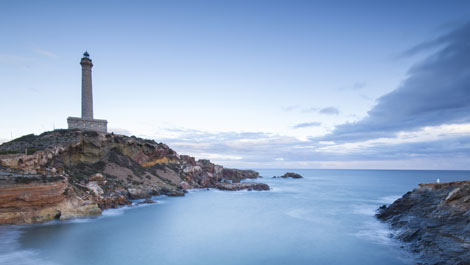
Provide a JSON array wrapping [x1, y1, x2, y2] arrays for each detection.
[[0, 129, 268, 225], [377, 181, 470, 265]]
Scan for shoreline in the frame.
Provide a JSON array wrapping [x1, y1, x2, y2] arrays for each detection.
[[3, 170, 469, 265]]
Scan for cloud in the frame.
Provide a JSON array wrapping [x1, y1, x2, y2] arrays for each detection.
[[301, 107, 318, 113], [352, 82, 366, 90], [337, 81, 366, 91], [33, 48, 57, 58], [284, 106, 339, 115], [330, 135, 470, 164], [323, 22, 470, 142], [0, 54, 33, 69], [141, 128, 307, 164], [109, 127, 131, 136], [282, 105, 300, 112], [292, 122, 321, 129], [0, 48, 56, 69], [317, 124, 470, 157], [137, 123, 470, 170], [319, 107, 339, 115]]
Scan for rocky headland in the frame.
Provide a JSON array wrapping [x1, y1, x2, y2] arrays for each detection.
[[0, 129, 268, 225], [377, 181, 470, 265]]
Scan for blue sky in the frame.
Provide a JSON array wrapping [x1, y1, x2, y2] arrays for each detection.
[[1, 0, 469, 169]]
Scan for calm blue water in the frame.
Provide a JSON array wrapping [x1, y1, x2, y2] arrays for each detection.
[[1, 169, 470, 265]]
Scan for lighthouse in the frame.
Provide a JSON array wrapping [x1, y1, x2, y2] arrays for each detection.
[[67, 52, 108, 132], [80, 51, 94, 119]]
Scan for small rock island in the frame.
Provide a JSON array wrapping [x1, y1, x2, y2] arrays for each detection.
[[273, 172, 303, 179]]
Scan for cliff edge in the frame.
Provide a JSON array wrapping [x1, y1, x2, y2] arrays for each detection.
[[377, 181, 470, 265], [0, 129, 268, 225]]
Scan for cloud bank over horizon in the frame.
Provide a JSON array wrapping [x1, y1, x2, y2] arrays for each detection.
[[321, 23, 470, 143], [142, 23, 470, 170], [148, 124, 470, 170]]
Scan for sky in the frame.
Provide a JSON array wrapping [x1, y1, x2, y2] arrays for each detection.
[[0, 0, 469, 169]]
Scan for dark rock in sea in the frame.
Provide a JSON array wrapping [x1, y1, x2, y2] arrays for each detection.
[[273, 172, 303, 179], [377, 181, 470, 265], [137, 199, 156, 205], [166, 189, 186, 197], [215, 182, 270, 191], [0, 129, 268, 224]]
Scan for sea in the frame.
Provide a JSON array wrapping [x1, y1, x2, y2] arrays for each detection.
[[1, 169, 470, 265]]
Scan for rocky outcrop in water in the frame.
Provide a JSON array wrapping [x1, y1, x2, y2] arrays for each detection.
[[273, 172, 303, 179], [215, 182, 269, 191], [377, 181, 470, 265], [0, 129, 267, 225]]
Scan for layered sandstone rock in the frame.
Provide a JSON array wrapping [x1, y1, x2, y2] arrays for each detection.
[[0, 179, 101, 224]]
